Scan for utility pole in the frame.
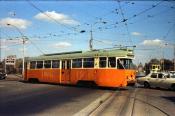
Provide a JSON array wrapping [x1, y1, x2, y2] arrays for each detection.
[[89, 31, 93, 50], [4, 40, 6, 74], [174, 43, 175, 71], [7, 24, 27, 79], [87, 20, 107, 51], [162, 47, 164, 71], [0, 26, 6, 73], [164, 43, 175, 71], [89, 25, 93, 51]]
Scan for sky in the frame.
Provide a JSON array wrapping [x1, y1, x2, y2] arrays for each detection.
[[0, 0, 175, 65]]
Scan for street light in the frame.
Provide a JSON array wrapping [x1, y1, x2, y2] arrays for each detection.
[[6, 23, 27, 79]]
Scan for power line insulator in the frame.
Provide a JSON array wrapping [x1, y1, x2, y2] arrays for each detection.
[[102, 21, 107, 24], [152, 5, 156, 8], [80, 30, 86, 33], [122, 19, 128, 22]]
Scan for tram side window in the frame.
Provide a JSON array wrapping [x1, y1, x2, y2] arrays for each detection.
[[30, 61, 36, 69], [52, 60, 60, 68], [44, 60, 51, 68], [108, 57, 116, 68], [37, 61, 43, 69], [83, 58, 94, 68], [117, 59, 124, 69], [72, 59, 82, 68], [99, 57, 106, 68]]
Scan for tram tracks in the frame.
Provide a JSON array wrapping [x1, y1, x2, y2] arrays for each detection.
[[81, 88, 171, 116], [88, 88, 135, 116], [132, 88, 170, 116], [74, 92, 116, 116], [122, 88, 170, 116]]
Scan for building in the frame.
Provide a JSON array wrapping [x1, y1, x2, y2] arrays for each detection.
[[5, 55, 17, 73], [5, 55, 16, 66]]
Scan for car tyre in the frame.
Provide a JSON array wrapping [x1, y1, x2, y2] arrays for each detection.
[[144, 82, 150, 88], [171, 84, 175, 91]]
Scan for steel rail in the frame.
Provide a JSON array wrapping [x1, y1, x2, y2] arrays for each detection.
[[131, 88, 170, 116]]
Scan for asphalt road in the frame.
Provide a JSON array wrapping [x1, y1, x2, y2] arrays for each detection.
[[0, 79, 110, 116], [0, 76, 175, 116]]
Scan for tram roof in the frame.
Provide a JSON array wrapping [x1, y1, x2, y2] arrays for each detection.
[[27, 48, 134, 61]]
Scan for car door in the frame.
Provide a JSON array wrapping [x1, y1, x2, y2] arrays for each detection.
[[155, 73, 165, 88], [159, 74, 171, 89], [148, 73, 158, 87]]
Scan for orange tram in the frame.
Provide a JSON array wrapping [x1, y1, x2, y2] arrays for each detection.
[[24, 48, 136, 88]]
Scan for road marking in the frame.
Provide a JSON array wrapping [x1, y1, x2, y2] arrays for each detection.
[[73, 92, 113, 116], [89, 92, 118, 116]]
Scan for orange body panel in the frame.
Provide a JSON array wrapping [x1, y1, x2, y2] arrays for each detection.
[[25, 68, 135, 87], [70, 69, 96, 84], [26, 69, 60, 83], [61, 69, 71, 84], [95, 69, 127, 87]]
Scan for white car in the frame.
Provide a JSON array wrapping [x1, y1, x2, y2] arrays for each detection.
[[136, 72, 175, 90]]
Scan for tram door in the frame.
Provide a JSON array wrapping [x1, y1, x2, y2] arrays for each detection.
[[61, 60, 71, 84]]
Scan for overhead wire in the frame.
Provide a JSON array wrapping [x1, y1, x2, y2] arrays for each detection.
[[27, 39, 46, 54], [1, 32, 76, 44], [162, 23, 175, 41], [93, 39, 113, 45], [126, 1, 164, 22], [97, 1, 165, 31], [130, 5, 175, 25], [2, 28, 46, 54], [26, 0, 80, 33], [10, 1, 172, 50], [90, 2, 132, 31], [91, 1, 129, 23], [77, 2, 121, 34], [0, 31, 14, 40], [118, 0, 133, 44], [28, 32, 77, 40], [4, 43, 23, 48]]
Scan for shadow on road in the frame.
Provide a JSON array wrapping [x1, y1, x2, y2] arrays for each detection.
[[162, 96, 175, 104], [0, 84, 103, 115]]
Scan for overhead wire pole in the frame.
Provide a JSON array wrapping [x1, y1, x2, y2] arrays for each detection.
[[162, 23, 175, 71], [0, 27, 2, 62], [0, 26, 5, 73], [167, 43, 175, 71], [164, 43, 175, 71], [4, 39, 6, 74], [173, 43, 175, 71], [86, 19, 108, 50], [89, 24, 93, 51], [7, 23, 27, 79]]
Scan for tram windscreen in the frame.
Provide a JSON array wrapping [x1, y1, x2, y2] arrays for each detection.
[[117, 59, 134, 69]]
